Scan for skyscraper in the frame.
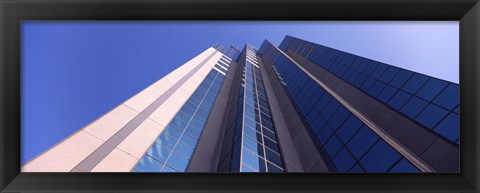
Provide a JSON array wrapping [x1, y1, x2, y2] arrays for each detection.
[[22, 36, 459, 173]]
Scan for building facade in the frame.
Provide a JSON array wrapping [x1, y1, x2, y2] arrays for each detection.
[[22, 36, 459, 172]]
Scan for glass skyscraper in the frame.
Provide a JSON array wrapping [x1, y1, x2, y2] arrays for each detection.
[[22, 36, 459, 173]]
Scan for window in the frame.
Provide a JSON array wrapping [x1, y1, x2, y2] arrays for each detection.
[[368, 81, 386, 97], [347, 126, 379, 159], [360, 140, 401, 172], [336, 115, 363, 143], [433, 113, 459, 142], [362, 61, 378, 75], [321, 99, 340, 120], [415, 104, 449, 128], [243, 135, 262, 153], [135, 155, 163, 172], [242, 148, 264, 171], [379, 67, 400, 83], [324, 135, 343, 157], [332, 148, 356, 172], [327, 106, 351, 130], [316, 125, 334, 144], [389, 159, 419, 172], [400, 96, 428, 118], [173, 142, 194, 159], [390, 70, 413, 88], [416, 78, 448, 101], [147, 143, 170, 163], [179, 134, 197, 148], [387, 90, 412, 110], [167, 153, 189, 171], [402, 74, 429, 94], [433, 84, 459, 110], [370, 63, 388, 79], [360, 77, 376, 91], [162, 125, 183, 139], [377, 85, 397, 103], [156, 133, 179, 150]]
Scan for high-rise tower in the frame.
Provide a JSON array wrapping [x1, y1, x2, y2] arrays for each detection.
[[22, 36, 459, 172]]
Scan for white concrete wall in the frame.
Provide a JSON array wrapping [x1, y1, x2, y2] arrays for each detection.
[[22, 48, 223, 172]]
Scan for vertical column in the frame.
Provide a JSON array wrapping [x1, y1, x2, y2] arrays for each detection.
[[22, 48, 223, 172], [131, 52, 234, 172]]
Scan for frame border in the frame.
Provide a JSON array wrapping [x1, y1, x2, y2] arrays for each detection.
[[1, 0, 479, 192]]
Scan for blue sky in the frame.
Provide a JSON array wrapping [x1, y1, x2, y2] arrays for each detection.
[[21, 21, 458, 164]]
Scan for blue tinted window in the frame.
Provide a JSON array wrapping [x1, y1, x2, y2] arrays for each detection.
[[360, 77, 376, 91], [336, 115, 362, 143], [189, 116, 206, 128], [267, 162, 284, 172], [185, 125, 202, 139], [156, 134, 178, 150], [316, 125, 334, 143], [360, 140, 401, 172], [242, 149, 263, 171], [180, 106, 196, 116], [415, 104, 449, 128], [379, 67, 400, 83], [264, 137, 280, 153], [347, 126, 379, 159], [162, 125, 183, 139], [179, 134, 197, 148], [400, 96, 428, 118], [371, 63, 388, 79], [388, 90, 412, 110], [167, 153, 189, 171], [244, 126, 257, 140], [433, 113, 459, 141], [321, 99, 340, 120], [310, 115, 326, 132], [147, 143, 170, 163], [389, 159, 419, 172], [349, 164, 364, 172], [241, 164, 257, 172], [315, 94, 332, 111], [243, 135, 261, 153], [332, 148, 355, 171], [265, 148, 283, 166], [389, 70, 413, 88], [324, 135, 343, 157], [327, 106, 350, 130], [362, 61, 377, 75], [416, 78, 448, 101], [377, 85, 397, 103], [162, 165, 178, 172], [433, 84, 459, 110], [170, 118, 187, 130], [368, 81, 386, 97], [135, 155, 163, 172], [263, 128, 277, 141], [176, 111, 191, 123], [353, 74, 367, 87], [173, 142, 194, 159], [402, 74, 428, 94]]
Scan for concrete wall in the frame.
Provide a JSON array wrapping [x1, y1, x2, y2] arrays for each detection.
[[22, 48, 224, 172]]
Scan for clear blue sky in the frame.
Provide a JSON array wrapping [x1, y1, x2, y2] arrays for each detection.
[[21, 21, 458, 164]]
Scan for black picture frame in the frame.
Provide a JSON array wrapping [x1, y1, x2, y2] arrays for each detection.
[[1, 0, 479, 192]]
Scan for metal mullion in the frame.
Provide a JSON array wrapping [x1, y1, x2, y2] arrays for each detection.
[[252, 60, 268, 172]]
